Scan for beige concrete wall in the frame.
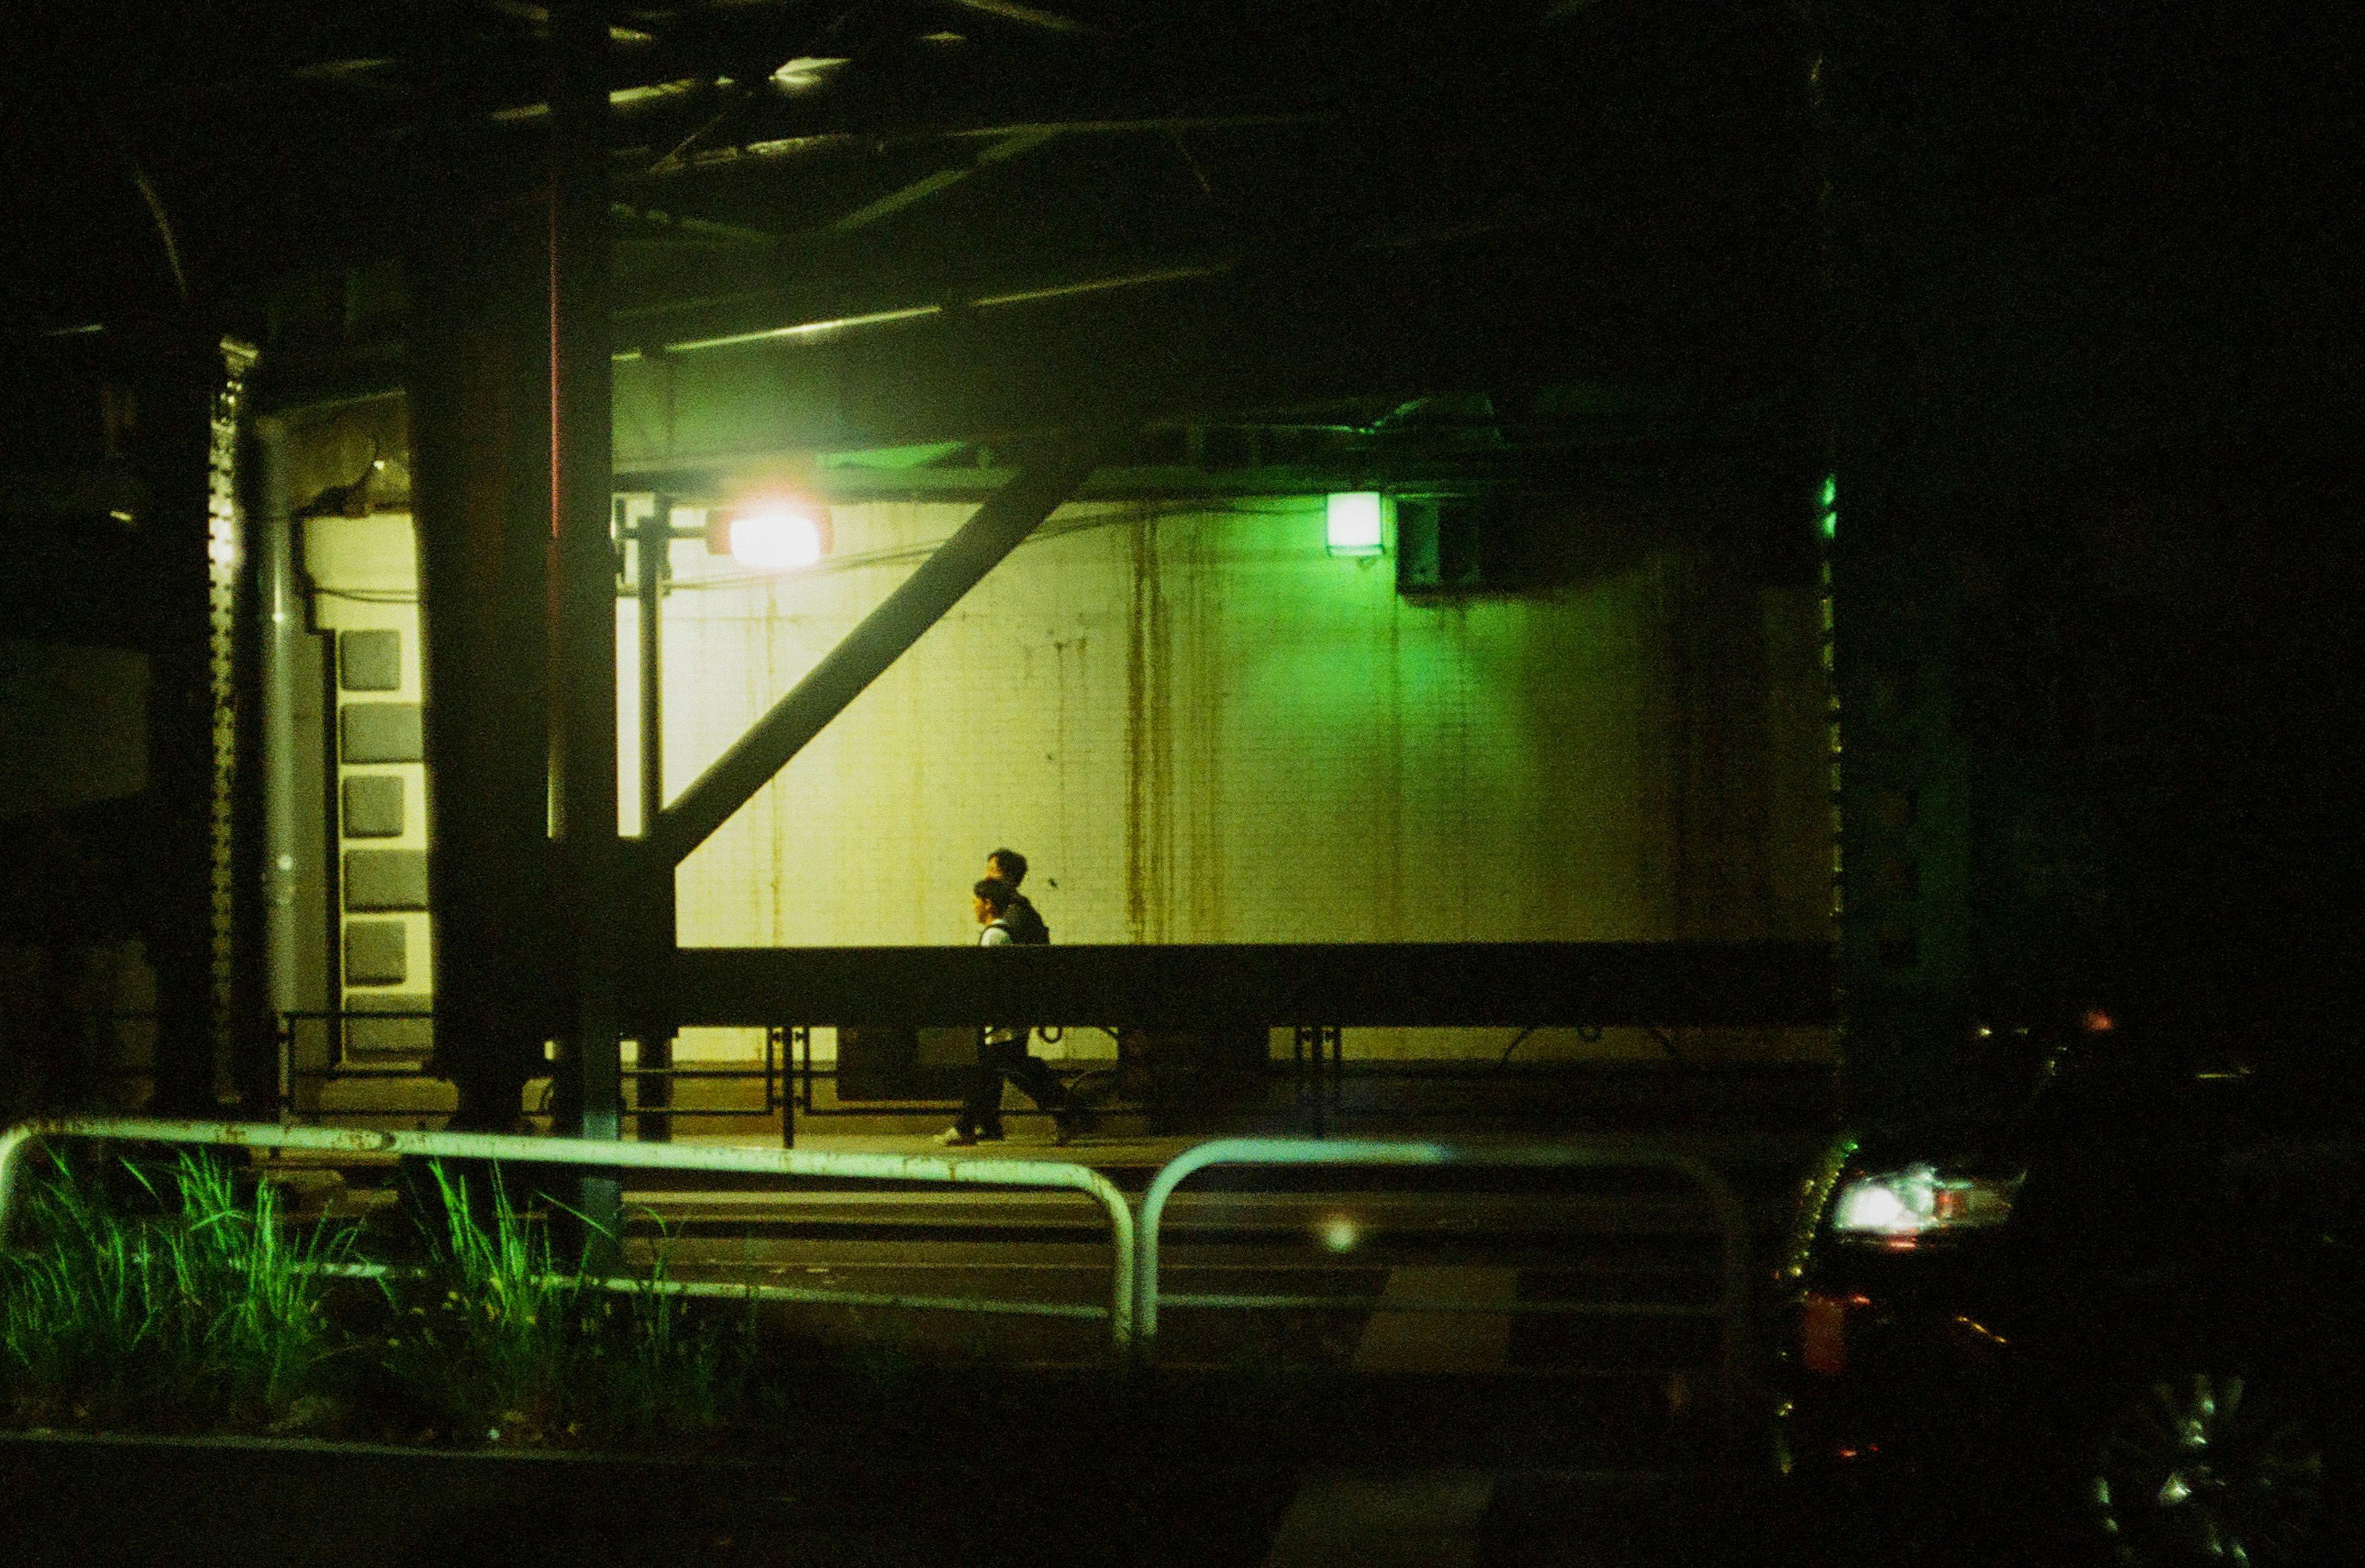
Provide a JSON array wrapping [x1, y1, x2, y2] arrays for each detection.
[[303, 487, 1830, 1067], [642, 494, 1832, 1062], [305, 511, 434, 1038]]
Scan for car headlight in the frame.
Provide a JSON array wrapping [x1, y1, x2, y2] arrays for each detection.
[[1829, 1163, 2024, 1237]]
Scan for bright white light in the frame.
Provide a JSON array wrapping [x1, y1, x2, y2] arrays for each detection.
[[726, 506, 826, 570], [1832, 1180, 1913, 1234], [770, 57, 849, 94], [1319, 1214, 1359, 1252], [1326, 492, 1386, 556], [1831, 1163, 2024, 1236]]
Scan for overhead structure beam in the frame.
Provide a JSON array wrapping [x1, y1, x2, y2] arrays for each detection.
[[826, 129, 1058, 234], [629, 115, 1320, 180], [666, 942, 1838, 1030], [650, 443, 1102, 866]]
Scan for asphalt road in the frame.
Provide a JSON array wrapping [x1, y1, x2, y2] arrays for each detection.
[[1, 1431, 1816, 1568], [618, 1183, 1747, 1380]]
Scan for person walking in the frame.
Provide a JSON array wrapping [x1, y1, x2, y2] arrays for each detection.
[[939, 876, 1086, 1146], [985, 847, 1049, 945]]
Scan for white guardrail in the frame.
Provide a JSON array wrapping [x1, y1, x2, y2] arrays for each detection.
[[1136, 1137, 1752, 1415], [0, 1118, 1136, 1343]]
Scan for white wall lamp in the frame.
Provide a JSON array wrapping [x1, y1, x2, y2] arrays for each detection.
[[708, 498, 833, 571], [1325, 491, 1388, 557]]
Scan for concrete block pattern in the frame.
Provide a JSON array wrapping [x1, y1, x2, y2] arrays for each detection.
[[343, 849, 428, 910], [344, 990, 432, 1056], [342, 919, 408, 985], [341, 774, 405, 838], [339, 702, 422, 764], [338, 629, 402, 691]]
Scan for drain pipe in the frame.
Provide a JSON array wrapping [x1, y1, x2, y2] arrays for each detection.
[[252, 414, 305, 1109]]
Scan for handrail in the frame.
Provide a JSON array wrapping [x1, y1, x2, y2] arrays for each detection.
[[0, 1118, 1134, 1346], [1137, 1137, 1750, 1416]]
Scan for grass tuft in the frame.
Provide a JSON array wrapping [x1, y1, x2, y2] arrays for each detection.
[[380, 1162, 584, 1442], [1, 1152, 358, 1429], [2, 1153, 1009, 1453]]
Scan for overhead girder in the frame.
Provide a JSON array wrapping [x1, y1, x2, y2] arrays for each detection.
[[668, 942, 1840, 1031], [612, 225, 1804, 461], [46, 0, 1806, 340]]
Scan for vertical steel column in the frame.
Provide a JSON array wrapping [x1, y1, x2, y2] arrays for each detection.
[[634, 498, 673, 1142], [209, 341, 265, 1113], [548, 0, 622, 1248], [410, 260, 556, 1133], [408, 3, 557, 1139]]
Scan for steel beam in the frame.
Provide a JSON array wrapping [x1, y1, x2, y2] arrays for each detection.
[[650, 445, 1101, 866], [664, 940, 1836, 1029], [548, 0, 621, 1248], [408, 229, 556, 1130], [633, 498, 673, 1141]]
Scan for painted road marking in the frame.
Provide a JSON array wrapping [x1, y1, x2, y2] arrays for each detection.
[[1261, 1469, 1497, 1568], [1350, 1266, 1521, 1374]]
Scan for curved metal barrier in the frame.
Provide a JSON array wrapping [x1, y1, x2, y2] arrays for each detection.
[[1137, 1136, 1750, 1411], [0, 1117, 1135, 1344]]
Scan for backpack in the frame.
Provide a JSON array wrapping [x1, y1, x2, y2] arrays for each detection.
[[1003, 895, 1050, 945]]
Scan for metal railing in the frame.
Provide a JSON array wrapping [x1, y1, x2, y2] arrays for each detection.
[[275, 1012, 791, 1125], [0, 1118, 1136, 1344], [2, 1120, 1751, 1386], [1135, 1137, 1752, 1416]]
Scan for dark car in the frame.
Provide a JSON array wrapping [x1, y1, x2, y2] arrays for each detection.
[[1775, 1010, 2365, 1565]]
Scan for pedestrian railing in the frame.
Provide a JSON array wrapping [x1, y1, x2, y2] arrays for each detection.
[[0, 1118, 1136, 1343], [1135, 1136, 1751, 1417]]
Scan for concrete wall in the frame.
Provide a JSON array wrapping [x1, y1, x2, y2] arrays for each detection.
[[638, 493, 1831, 1062], [304, 511, 434, 1049], [302, 483, 1830, 1069]]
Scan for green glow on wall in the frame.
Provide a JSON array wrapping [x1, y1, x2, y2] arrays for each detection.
[[1326, 492, 1386, 556], [1818, 474, 1838, 539]]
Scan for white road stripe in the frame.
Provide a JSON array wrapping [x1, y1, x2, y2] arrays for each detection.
[[1261, 1469, 1497, 1568], [1350, 1266, 1521, 1374], [1256, 1272, 1523, 1567]]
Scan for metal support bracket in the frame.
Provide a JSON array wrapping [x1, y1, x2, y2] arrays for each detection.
[[649, 443, 1102, 867]]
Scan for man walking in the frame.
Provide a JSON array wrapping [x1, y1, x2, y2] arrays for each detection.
[[939, 876, 1087, 1146], [985, 847, 1049, 945]]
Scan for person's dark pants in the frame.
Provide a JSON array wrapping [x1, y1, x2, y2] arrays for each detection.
[[960, 1029, 1069, 1133]]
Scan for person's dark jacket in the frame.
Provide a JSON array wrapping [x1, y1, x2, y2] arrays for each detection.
[[1003, 892, 1049, 946]]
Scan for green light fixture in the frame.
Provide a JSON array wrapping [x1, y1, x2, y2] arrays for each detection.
[[1817, 474, 1839, 540], [1325, 491, 1387, 556]]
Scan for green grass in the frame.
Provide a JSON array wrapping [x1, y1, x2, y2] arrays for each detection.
[[4, 1157, 1507, 1471], [1, 1155, 1125, 1454], [378, 1163, 589, 1441], [383, 1164, 754, 1446], [0, 1152, 358, 1429]]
